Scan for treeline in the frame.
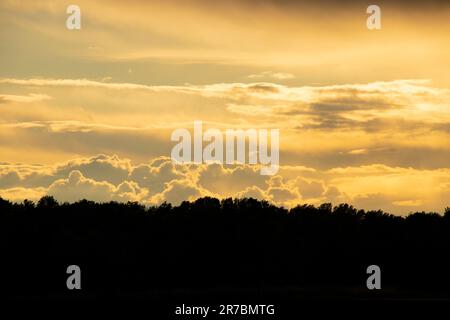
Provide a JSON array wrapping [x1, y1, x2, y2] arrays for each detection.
[[1, 196, 450, 298]]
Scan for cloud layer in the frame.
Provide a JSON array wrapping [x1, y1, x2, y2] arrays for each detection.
[[1, 78, 449, 169], [1, 154, 449, 215], [1, 0, 449, 215], [1, 78, 449, 214]]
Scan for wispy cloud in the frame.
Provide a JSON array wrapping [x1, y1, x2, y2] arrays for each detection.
[[0, 93, 51, 103], [248, 71, 295, 80]]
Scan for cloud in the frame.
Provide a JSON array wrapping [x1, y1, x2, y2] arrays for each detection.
[[129, 157, 189, 194], [267, 186, 300, 207], [0, 154, 449, 214], [0, 78, 164, 91], [3, 78, 449, 137], [1, 0, 449, 217], [149, 179, 208, 206], [248, 71, 295, 80], [0, 94, 51, 103], [292, 177, 325, 200], [3, 78, 444, 102], [348, 149, 368, 155], [392, 199, 423, 207], [47, 170, 116, 203], [235, 186, 268, 201], [0, 169, 22, 188], [1, 76, 450, 171], [197, 163, 267, 197], [56, 154, 132, 185], [0, 187, 46, 202], [47, 170, 148, 203]]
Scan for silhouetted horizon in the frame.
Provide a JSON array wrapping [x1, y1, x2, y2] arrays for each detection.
[[2, 195, 450, 302], [2, 195, 448, 217]]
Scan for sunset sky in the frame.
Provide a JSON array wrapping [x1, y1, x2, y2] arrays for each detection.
[[1, 0, 450, 214]]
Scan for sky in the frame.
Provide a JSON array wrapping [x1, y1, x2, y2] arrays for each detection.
[[1, 0, 450, 214]]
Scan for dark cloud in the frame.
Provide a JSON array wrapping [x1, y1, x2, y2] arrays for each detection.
[[246, 84, 280, 93], [282, 95, 403, 120]]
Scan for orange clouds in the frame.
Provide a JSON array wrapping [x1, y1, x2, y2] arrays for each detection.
[[1, 154, 449, 214], [1, 1, 449, 212]]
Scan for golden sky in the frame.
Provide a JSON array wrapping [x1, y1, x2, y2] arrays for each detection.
[[1, 0, 450, 214]]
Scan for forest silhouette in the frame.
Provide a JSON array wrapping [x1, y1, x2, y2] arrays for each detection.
[[1, 195, 450, 300]]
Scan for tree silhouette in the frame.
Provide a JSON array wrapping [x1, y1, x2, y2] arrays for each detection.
[[0, 195, 449, 300]]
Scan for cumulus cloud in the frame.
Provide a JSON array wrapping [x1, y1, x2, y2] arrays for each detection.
[[130, 158, 188, 194], [113, 181, 148, 202], [235, 186, 268, 201], [1, 77, 450, 213], [48, 170, 116, 203], [0, 154, 449, 214], [197, 163, 267, 197], [149, 179, 209, 206], [292, 177, 325, 200], [267, 186, 300, 207], [56, 154, 132, 185], [47, 170, 148, 203]]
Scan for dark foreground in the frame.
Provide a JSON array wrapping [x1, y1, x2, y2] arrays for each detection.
[[1, 196, 450, 315]]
